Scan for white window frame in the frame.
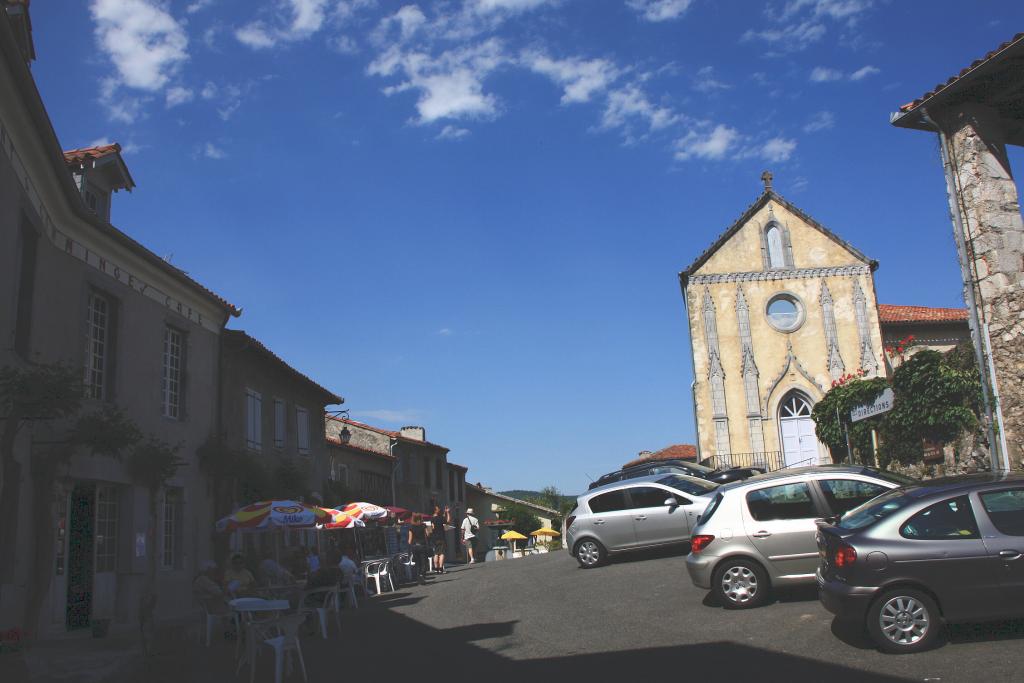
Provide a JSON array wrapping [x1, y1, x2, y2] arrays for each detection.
[[161, 488, 182, 570], [84, 291, 111, 400], [331, 460, 349, 486], [274, 399, 286, 449], [161, 326, 183, 419], [296, 406, 310, 455], [246, 389, 262, 451], [94, 485, 118, 573]]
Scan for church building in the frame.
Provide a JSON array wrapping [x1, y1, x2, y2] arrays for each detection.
[[680, 173, 888, 470]]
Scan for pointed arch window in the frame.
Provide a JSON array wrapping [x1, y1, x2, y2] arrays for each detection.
[[761, 220, 794, 270]]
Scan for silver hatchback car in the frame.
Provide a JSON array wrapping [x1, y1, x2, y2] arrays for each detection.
[[567, 474, 719, 568], [686, 465, 913, 608]]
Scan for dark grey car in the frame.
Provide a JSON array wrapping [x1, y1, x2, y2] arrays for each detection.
[[817, 472, 1024, 653]]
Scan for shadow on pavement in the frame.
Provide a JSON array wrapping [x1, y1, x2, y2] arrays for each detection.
[[605, 544, 690, 566], [113, 591, 914, 683]]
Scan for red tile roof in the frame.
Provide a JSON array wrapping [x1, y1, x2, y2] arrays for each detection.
[[62, 143, 122, 165], [325, 436, 395, 460], [223, 329, 343, 404], [878, 304, 969, 325], [623, 444, 698, 469], [325, 415, 450, 451], [897, 33, 1024, 114]]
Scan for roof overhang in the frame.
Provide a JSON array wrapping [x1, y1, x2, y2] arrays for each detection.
[[891, 33, 1024, 146]]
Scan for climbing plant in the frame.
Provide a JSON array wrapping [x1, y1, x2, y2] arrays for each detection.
[[811, 376, 890, 465]]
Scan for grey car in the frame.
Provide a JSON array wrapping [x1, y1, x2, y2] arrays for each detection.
[[566, 474, 719, 568], [818, 472, 1024, 653], [686, 465, 913, 608]]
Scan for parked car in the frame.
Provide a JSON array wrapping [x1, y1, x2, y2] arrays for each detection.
[[588, 458, 760, 490], [686, 465, 914, 609], [817, 472, 1024, 653], [567, 474, 719, 568]]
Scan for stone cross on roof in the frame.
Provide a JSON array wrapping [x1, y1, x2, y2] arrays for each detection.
[[761, 170, 773, 192]]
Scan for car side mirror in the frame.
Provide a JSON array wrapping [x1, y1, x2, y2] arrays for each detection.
[[664, 497, 679, 507]]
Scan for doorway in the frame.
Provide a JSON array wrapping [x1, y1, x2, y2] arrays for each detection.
[[66, 484, 95, 630], [779, 391, 819, 468]]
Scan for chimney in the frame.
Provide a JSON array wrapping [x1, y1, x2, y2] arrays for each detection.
[[400, 426, 425, 441], [638, 450, 654, 458], [4, 1, 36, 66]]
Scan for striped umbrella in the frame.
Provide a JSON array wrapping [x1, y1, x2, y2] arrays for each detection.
[[215, 500, 333, 532], [321, 510, 367, 530], [339, 502, 389, 521]]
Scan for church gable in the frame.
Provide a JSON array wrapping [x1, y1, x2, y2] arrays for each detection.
[[682, 184, 874, 282]]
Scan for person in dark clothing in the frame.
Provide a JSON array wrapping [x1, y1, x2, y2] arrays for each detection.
[[430, 505, 451, 574], [407, 514, 429, 585]]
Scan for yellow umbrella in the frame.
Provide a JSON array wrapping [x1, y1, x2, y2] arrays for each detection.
[[500, 530, 527, 556], [530, 528, 560, 537]]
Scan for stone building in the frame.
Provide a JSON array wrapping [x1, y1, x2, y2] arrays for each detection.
[[1, 5, 239, 635], [680, 175, 886, 469], [324, 417, 467, 514], [878, 304, 970, 368], [219, 330, 342, 511], [891, 32, 1024, 468]]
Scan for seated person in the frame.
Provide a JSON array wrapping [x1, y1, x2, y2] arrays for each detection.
[[193, 560, 229, 615], [259, 552, 296, 585], [223, 554, 257, 597], [338, 551, 358, 587]]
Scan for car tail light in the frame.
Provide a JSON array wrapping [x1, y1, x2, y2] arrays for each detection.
[[834, 544, 857, 568], [690, 535, 715, 553], [565, 515, 576, 531]]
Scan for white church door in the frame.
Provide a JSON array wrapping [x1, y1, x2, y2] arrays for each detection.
[[779, 392, 819, 468]]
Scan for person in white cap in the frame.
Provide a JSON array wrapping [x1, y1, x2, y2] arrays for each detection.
[[461, 508, 479, 564]]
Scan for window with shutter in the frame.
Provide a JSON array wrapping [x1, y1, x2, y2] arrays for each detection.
[[246, 389, 262, 451], [274, 399, 285, 449], [296, 406, 310, 455]]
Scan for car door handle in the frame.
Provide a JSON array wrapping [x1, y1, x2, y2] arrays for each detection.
[[593, 520, 605, 525], [999, 550, 1022, 560], [752, 531, 772, 538], [634, 516, 647, 521]]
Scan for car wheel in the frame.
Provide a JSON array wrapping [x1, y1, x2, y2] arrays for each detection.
[[713, 558, 769, 609], [574, 539, 606, 568], [866, 588, 941, 654]]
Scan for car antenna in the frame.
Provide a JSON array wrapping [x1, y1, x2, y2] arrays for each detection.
[[584, 472, 594, 482]]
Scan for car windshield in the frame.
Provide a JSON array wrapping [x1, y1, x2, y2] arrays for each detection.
[[837, 489, 915, 530], [684, 462, 717, 474], [870, 470, 917, 486], [658, 475, 718, 496]]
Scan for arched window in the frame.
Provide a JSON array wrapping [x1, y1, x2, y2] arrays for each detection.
[[766, 224, 786, 269]]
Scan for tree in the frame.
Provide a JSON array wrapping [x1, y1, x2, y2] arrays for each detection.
[[503, 503, 541, 538], [811, 376, 890, 464]]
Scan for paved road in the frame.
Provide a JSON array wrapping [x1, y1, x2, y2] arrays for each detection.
[[128, 549, 1024, 683]]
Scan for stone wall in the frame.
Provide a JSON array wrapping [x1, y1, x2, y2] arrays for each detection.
[[941, 103, 1024, 466]]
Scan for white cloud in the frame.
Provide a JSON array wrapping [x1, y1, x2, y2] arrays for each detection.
[[186, 0, 212, 13], [745, 0, 872, 52], [235, 0, 329, 49], [674, 124, 739, 161], [692, 65, 730, 93], [626, 0, 693, 22], [165, 85, 193, 108], [437, 327, 455, 335], [470, 0, 553, 15], [523, 51, 621, 104], [758, 136, 797, 162], [200, 81, 218, 99], [602, 84, 679, 133], [803, 110, 834, 132], [741, 20, 825, 51], [88, 137, 113, 148], [850, 64, 880, 80], [329, 35, 359, 54], [437, 126, 470, 140], [368, 39, 508, 123], [202, 142, 226, 159], [90, 0, 189, 93], [352, 409, 424, 423], [809, 66, 843, 82], [373, 5, 427, 44]]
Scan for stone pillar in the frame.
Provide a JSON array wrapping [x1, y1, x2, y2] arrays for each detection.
[[941, 103, 1024, 466]]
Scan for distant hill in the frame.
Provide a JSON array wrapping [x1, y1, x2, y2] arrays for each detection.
[[498, 490, 576, 511]]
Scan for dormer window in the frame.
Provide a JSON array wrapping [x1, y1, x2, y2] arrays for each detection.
[[83, 182, 109, 221], [62, 143, 135, 224]]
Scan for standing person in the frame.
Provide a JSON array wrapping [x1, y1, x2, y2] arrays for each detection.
[[407, 514, 428, 585], [430, 505, 451, 574], [306, 546, 321, 575], [461, 508, 479, 564]]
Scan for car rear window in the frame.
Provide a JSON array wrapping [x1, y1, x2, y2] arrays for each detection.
[[746, 483, 817, 521], [819, 479, 888, 516], [587, 490, 628, 513], [698, 492, 723, 525], [658, 475, 717, 496], [980, 489, 1024, 536], [837, 489, 914, 530]]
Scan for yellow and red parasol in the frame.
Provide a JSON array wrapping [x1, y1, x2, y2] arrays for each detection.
[[321, 501, 388, 529], [216, 500, 333, 532]]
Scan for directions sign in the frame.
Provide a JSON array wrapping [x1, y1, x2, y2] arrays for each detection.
[[850, 388, 895, 423]]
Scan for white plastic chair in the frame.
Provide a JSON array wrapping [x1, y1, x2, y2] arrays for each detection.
[[261, 614, 308, 683], [296, 587, 339, 640], [199, 602, 236, 647], [363, 560, 395, 595], [339, 577, 358, 609]]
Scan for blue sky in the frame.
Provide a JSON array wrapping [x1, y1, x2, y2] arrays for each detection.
[[28, 1, 1024, 494]]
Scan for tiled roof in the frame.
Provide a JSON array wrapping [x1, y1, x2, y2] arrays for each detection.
[[680, 189, 874, 281], [623, 444, 698, 469], [223, 329, 343, 404], [897, 33, 1024, 114], [63, 143, 121, 164], [325, 436, 395, 460], [878, 304, 969, 325], [447, 461, 468, 471], [464, 484, 559, 515], [326, 415, 450, 451]]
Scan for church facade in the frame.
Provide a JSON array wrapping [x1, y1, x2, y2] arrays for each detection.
[[680, 176, 886, 469]]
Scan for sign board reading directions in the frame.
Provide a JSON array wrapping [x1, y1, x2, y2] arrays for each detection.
[[850, 388, 895, 423]]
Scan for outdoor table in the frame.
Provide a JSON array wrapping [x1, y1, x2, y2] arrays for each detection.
[[230, 598, 291, 677]]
